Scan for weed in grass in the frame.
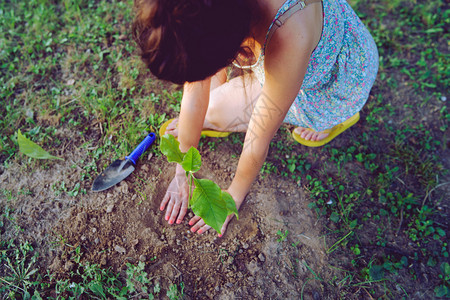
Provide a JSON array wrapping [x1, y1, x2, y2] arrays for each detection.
[[125, 261, 159, 298], [164, 90, 183, 113], [55, 261, 125, 299], [301, 261, 323, 300], [285, 153, 311, 175], [167, 282, 185, 300], [0, 240, 39, 299], [207, 140, 217, 151], [276, 230, 289, 243], [260, 161, 278, 178], [435, 262, 450, 297]]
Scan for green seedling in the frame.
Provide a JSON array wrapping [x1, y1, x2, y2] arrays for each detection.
[[276, 230, 289, 243], [160, 134, 238, 234]]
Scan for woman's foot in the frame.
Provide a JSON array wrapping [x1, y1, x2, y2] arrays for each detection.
[[163, 119, 180, 137], [293, 127, 330, 141], [292, 113, 360, 147], [160, 118, 241, 139]]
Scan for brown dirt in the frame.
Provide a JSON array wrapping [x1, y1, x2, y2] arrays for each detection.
[[1, 131, 334, 299]]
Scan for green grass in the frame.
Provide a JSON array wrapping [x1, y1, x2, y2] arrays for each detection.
[[0, 0, 448, 298], [0, 0, 175, 165], [260, 1, 448, 297]]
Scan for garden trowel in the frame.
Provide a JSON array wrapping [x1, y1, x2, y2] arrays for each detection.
[[92, 133, 156, 192]]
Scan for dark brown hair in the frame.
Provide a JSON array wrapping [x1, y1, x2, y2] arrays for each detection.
[[133, 0, 253, 84]]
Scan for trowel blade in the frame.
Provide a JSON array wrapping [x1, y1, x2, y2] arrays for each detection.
[[91, 159, 135, 192]]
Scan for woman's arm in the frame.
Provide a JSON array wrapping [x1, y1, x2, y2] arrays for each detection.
[[178, 78, 211, 152], [160, 78, 211, 225], [228, 17, 317, 203], [190, 15, 319, 235]]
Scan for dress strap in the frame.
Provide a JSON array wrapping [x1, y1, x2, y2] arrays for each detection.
[[264, 0, 322, 52]]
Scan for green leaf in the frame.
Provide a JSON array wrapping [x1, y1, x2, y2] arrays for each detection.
[[88, 282, 106, 298], [23, 291, 31, 300], [31, 290, 43, 300], [166, 284, 179, 300], [17, 130, 63, 160], [181, 147, 201, 173], [352, 246, 361, 255], [222, 191, 238, 220], [436, 227, 446, 237], [330, 211, 340, 223], [160, 134, 184, 164], [441, 262, 450, 276], [369, 265, 384, 281], [434, 285, 448, 297], [191, 178, 227, 233]]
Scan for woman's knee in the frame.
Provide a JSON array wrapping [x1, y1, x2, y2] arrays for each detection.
[[205, 95, 227, 128]]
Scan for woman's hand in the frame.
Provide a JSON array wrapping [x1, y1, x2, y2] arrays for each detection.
[[189, 189, 244, 237], [160, 165, 191, 224]]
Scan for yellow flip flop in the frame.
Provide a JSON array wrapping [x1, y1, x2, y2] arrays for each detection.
[[159, 119, 231, 138], [292, 113, 360, 147]]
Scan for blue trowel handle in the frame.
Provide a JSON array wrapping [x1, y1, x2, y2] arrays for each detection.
[[125, 133, 156, 165]]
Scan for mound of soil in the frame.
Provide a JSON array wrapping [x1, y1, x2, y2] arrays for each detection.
[[1, 134, 333, 299]]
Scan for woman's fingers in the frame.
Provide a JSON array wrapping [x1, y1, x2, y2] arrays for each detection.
[[168, 197, 182, 224], [189, 215, 202, 226], [176, 199, 189, 224], [161, 173, 190, 224], [189, 217, 205, 233], [164, 197, 175, 221], [218, 215, 234, 237], [198, 224, 211, 235], [160, 192, 170, 211]]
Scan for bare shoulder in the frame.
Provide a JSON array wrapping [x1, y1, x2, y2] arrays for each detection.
[[262, 1, 323, 99], [266, 1, 323, 56]]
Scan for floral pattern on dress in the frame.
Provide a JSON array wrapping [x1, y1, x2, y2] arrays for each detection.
[[252, 0, 379, 131]]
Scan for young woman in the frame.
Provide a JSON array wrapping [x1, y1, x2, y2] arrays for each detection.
[[133, 0, 378, 235]]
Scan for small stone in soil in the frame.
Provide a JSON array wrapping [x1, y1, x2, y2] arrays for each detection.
[[106, 204, 114, 213], [114, 245, 126, 254], [139, 255, 146, 262], [76, 212, 88, 223], [64, 261, 74, 271], [258, 253, 266, 262]]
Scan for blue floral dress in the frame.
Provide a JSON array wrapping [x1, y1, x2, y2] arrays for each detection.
[[252, 0, 379, 131]]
